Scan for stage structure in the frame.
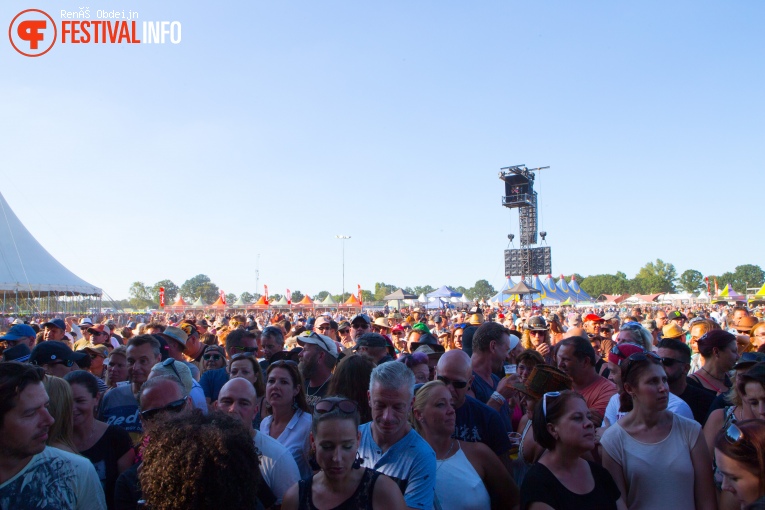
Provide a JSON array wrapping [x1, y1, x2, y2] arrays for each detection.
[[500, 164, 552, 283]]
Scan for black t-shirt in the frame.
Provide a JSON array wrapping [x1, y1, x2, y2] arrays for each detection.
[[454, 395, 512, 456], [521, 460, 620, 510], [305, 380, 330, 411], [680, 381, 717, 426], [81, 425, 134, 510]]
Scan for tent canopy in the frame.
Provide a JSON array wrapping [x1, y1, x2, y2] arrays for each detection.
[[426, 286, 463, 299], [321, 294, 337, 305], [503, 281, 540, 295], [0, 192, 101, 296], [384, 288, 417, 300]]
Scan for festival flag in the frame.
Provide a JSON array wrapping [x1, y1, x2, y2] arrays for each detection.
[[358, 284, 363, 306], [714, 278, 719, 296], [159, 287, 165, 308], [286, 289, 292, 305], [705, 276, 710, 295], [264, 285, 269, 305], [219, 289, 227, 305]]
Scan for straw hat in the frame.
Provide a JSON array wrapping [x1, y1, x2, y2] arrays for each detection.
[[373, 317, 392, 330]]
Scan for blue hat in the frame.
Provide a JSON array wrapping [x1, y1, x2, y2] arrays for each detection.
[[30, 341, 87, 365], [42, 318, 66, 331], [0, 324, 36, 341], [2, 343, 31, 362]]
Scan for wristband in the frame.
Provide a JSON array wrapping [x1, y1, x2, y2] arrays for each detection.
[[490, 391, 506, 405]]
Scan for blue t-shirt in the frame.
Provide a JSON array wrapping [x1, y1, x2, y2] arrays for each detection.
[[357, 423, 436, 510], [471, 371, 512, 432], [199, 367, 229, 402], [454, 395, 512, 455], [99, 385, 142, 445]]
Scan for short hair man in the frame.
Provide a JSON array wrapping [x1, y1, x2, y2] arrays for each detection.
[[199, 328, 258, 404], [655, 310, 668, 339], [657, 338, 716, 425], [29, 341, 87, 378], [336, 320, 352, 348], [41, 318, 67, 342], [436, 350, 515, 475], [157, 326, 200, 381], [566, 312, 582, 331], [355, 333, 394, 365], [358, 361, 436, 510], [99, 334, 162, 443], [350, 314, 372, 341], [259, 326, 285, 372], [469, 322, 519, 432], [144, 322, 165, 335], [0, 324, 37, 350], [582, 313, 605, 336], [556, 335, 617, 427], [0, 362, 105, 507], [296, 331, 338, 409], [214, 378, 300, 506], [314, 316, 334, 339]]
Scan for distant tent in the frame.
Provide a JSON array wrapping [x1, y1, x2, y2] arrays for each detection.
[[530, 275, 561, 305], [254, 296, 268, 306], [211, 296, 225, 307], [384, 289, 417, 300], [296, 295, 314, 306], [191, 297, 207, 308], [490, 277, 517, 303], [321, 294, 337, 305], [273, 296, 288, 306], [417, 293, 428, 303], [171, 296, 187, 307], [749, 284, 765, 304], [343, 294, 361, 306], [556, 275, 574, 298], [568, 276, 593, 302], [715, 284, 745, 302], [503, 281, 540, 296], [600, 294, 630, 304], [426, 286, 463, 299], [232, 296, 247, 307]]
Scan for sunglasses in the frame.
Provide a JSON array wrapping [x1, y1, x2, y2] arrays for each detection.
[[140, 398, 187, 421], [436, 375, 468, 389], [317, 325, 331, 331], [203, 354, 223, 361], [661, 357, 686, 367], [231, 346, 257, 354], [724, 423, 749, 446], [620, 351, 662, 379], [542, 391, 561, 419], [529, 330, 546, 336], [314, 398, 358, 415], [162, 358, 184, 384]]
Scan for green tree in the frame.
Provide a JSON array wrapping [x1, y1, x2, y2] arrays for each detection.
[[373, 282, 398, 301], [580, 274, 629, 297], [634, 259, 677, 293], [226, 293, 237, 304], [468, 280, 496, 301], [180, 274, 220, 303], [678, 270, 704, 293], [291, 290, 304, 303], [413, 285, 435, 297], [128, 281, 155, 309], [732, 264, 765, 293], [239, 292, 255, 304], [151, 280, 180, 304], [361, 290, 375, 303]]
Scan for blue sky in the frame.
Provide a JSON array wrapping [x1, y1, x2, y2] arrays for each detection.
[[1, 1, 763, 300]]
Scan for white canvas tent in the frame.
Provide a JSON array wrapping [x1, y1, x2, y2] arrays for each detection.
[[0, 192, 101, 313]]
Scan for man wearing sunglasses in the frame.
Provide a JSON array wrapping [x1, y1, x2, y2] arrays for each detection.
[[214, 378, 300, 507], [199, 329, 259, 405], [29, 341, 87, 378], [350, 314, 372, 341], [657, 337, 715, 425], [436, 350, 513, 474], [297, 331, 338, 410], [0, 324, 36, 350]]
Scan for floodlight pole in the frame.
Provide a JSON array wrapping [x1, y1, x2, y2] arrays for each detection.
[[336, 235, 351, 299]]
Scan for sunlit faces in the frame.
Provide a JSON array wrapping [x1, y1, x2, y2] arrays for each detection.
[[517, 361, 535, 385], [717, 341, 740, 372], [414, 385, 456, 435], [106, 354, 128, 385], [743, 382, 765, 420], [452, 330, 463, 350], [70, 383, 98, 429], [311, 417, 360, 479], [43, 326, 65, 342], [491, 334, 512, 372], [261, 337, 283, 361], [265, 367, 299, 409], [230, 359, 258, 385], [127, 343, 161, 386], [0, 382, 55, 459], [715, 448, 763, 507], [369, 383, 412, 439], [624, 362, 669, 411], [656, 348, 686, 384], [216, 380, 257, 428], [556, 345, 583, 380], [547, 397, 595, 451], [350, 320, 370, 341]]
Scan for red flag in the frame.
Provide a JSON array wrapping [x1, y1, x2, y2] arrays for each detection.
[[264, 285, 269, 305], [286, 289, 292, 305], [705, 276, 710, 295], [219, 289, 227, 305], [714, 278, 719, 295], [358, 284, 363, 306], [159, 287, 165, 308]]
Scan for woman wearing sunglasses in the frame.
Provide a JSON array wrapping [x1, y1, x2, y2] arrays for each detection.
[[521, 390, 624, 510], [714, 420, 765, 510], [412, 380, 518, 510], [260, 360, 313, 480], [282, 397, 406, 510], [601, 350, 717, 510]]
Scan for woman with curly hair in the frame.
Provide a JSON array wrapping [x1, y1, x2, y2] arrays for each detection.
[[326, 354, 375, 424], [522, 317, 554, 365], [139, 410, 261, 510], [260, 360, 312, 479]]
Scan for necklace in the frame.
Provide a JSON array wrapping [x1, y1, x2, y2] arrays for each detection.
[[306, 378, 329, 397], [436, 439, 456, 461], [701, 366, 726, 382]]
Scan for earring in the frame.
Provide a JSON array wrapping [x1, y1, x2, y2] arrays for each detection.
[[352, 451, 362, 470]]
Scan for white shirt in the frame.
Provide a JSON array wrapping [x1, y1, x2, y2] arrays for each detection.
[[260, 409, 312, 479], [602, 392, 694, 427], [254, 431, 301, 504]]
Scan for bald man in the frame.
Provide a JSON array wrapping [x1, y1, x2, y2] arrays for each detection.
[[215, 378, 299, 506], [436, 350, 513, 473]]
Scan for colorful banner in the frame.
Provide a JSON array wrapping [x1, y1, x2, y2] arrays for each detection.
[[159, 287, 165, 308], [264, 285, 269, 305], [219, 289, 226, 305], [286, 288, 292, 305], [358, 284, 362, 306]]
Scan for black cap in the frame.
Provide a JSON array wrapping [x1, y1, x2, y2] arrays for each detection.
[[354, 333, 388, 349], [30, 341, 87, 365]]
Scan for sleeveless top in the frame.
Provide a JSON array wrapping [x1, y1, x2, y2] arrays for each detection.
[[513, 419, 534, 486], [434, 442, 491, 510], [297, 468, 380, 510]]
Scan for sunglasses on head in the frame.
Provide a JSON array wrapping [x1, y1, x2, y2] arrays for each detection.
[[203, 354, 223, 361], [620, 351, 661, 379], [542, 391, 561, 419], [724, 423, 751, 447], [140, 398, 187, 421], [314, 398, 358, 415], [436, 375, 468, 389], [162, 358, 184, 384]]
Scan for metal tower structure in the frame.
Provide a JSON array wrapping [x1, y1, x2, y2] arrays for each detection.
[[499, 164, 551, 283]]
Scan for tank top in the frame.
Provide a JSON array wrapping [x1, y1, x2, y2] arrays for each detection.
[[434, 442, 491, 510], [297, 468, 380, 510], [513, 419, 534, 486]]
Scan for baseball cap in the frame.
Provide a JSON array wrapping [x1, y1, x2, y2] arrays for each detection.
[[78, 318, 94, 327], [314, 316, 331, 329], [607, 343, 646, 365], [30, 341, 87, 365], [0, 324, 37, 341], [79, 344, 109, 358], [337, 320, 351, 331], [297, 331, 338, 358], [160, 326, 188, 347], [354, 333, 388, 349], [42, 318, 66, 331], [668, 310, 687, 320], [2, 343, 31, 362], [733, 352, 765, 370], [150, 359, 193, 396], [87, 324, 111, 336], [350, 314, 371, 325], [583, 313, 604, 323]]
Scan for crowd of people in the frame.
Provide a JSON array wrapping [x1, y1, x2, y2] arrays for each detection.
[[1, 302, 765, 509]]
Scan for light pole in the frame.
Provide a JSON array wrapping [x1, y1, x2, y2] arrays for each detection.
[[336, 235, 351, 300]]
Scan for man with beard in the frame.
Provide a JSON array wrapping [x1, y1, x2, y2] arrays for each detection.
[[296, 331, 338, 410], [656, 337, 716, 425]]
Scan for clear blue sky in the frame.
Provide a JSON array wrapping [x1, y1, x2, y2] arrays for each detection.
[[1, 1, 763, 300]]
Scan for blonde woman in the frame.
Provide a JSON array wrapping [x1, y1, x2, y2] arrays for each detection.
[[43, 375, 78, 454]]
